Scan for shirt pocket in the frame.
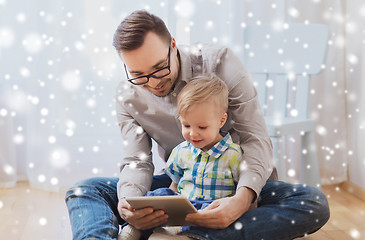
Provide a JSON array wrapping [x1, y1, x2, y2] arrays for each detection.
[[205, 168, 236, 198]]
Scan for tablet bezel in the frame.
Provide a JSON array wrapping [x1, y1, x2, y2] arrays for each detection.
[[125, 195, 197, 226]]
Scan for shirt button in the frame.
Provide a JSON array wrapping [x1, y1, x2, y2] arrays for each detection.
[[172, 92, 177, 97]]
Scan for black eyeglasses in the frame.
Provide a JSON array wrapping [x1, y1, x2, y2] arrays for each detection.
[[124, 46, 171, 85]]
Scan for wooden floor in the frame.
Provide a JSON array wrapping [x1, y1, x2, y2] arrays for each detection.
[[0, 182, 364, 240]]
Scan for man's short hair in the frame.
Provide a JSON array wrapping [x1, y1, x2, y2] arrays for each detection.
[[113, 10, 171, 52], [178, 75, 229, 116]]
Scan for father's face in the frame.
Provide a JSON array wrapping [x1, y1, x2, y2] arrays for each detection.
[[120, 32, 180, 97]]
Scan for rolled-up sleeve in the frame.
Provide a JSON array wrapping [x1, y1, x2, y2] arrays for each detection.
[[217, 48, 274, 199]]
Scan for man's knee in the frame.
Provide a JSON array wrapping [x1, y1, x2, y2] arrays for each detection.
[[308, 186, 330, 220], [65, 177, 117, 203]]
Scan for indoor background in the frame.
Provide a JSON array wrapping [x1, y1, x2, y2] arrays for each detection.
[[0, 0, 364, 239]]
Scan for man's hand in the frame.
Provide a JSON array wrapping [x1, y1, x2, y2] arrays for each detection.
[[185, 187, 255, 229], [118, 198, 168, 230]]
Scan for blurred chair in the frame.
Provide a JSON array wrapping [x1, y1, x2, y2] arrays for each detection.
[[243, 24, 329, 188]]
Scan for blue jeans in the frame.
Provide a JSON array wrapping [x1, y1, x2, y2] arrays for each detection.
[[65, 175, 329, 240]]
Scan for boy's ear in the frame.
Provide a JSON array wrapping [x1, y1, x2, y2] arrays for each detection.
[[220, 113, 228, 128]]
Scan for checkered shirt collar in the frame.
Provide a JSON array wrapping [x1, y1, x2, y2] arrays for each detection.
[[189, 132, 233, 159]]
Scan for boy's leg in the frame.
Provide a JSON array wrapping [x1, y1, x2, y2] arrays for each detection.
[[65, 174, 171, 240], [180, 180, 330, 240], [150, 174, 172, 191]]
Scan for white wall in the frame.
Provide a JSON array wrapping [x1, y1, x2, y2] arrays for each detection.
[[346, 0, 365, 189]]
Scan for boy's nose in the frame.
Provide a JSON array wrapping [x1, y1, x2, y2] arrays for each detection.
[[190, 129, 198, 138]]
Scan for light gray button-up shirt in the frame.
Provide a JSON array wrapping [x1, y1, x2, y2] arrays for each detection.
[[115, 43, 274, 200]]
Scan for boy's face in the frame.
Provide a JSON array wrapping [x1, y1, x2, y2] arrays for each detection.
[[120, 31, 180, 97], [180, 101, 227, 151]]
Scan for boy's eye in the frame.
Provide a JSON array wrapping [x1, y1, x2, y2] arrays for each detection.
[[199, 126, 207, 130], [183, 125, 190, 128]]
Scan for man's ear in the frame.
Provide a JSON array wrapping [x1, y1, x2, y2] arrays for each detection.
[[171, 37, 176, 48], [220, 113, 228, 128]]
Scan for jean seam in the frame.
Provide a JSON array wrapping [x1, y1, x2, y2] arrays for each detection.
[[100, 189, 120, 238], [75, 196, 87, 240]]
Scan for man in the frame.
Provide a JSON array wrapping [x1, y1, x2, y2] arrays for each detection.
[[66, 10, 329, 240]]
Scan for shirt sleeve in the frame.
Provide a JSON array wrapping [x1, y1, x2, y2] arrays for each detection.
[[115, 86, 155, 199], [217, 47, 274, 199], [165, 146, 184, 184]]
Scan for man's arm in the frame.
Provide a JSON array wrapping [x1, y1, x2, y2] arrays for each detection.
[[118, 199, 168, 230], [217, 47, 274, 199], [115, 83, 155, 199], [115, 84, 170, 229], [186, 186, 254, 229]]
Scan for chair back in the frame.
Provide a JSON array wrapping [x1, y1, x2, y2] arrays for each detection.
[[243, 24, 330, 120]]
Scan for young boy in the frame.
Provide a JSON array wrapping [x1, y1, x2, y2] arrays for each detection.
[[120, 75, 242, 240], [164, 74, 241, 201]]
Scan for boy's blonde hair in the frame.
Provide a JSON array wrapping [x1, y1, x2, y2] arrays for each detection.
[[178, 75, 229, 116]]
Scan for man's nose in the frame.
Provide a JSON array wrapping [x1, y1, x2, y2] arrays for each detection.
[[146, 77, 161, 88]]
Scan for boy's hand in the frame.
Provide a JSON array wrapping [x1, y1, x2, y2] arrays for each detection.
[[118, 198, 168, 230], [185, 187, 255, 229]]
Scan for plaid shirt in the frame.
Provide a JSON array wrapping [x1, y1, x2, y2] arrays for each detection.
[[165, 133, 241, 201]]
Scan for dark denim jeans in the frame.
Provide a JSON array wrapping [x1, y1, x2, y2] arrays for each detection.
[[65, 175, 329, 240]]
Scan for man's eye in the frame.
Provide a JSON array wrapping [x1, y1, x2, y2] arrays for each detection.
[[131, 73, 142, 77], [156, 61, 168, 70]]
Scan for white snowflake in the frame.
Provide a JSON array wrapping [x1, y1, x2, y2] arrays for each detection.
[[38, 174, 46, 183], [50, 148, 70, 168], [234, 222, 243, 230], [22, 33, 43, 53], [0, 27, 14, 48], [0, 108, 8, 116], [175, 0, 195, 18], [4, 164, 15, 175], [316, 125, 327, 136], [349, 229, 360, 239], [61, 70, 82, 92], [19, 67, 31, 77], [13, 134, 24, 144], [92, 146, 99, 152], [50, 177, 59, 185], [39, 217, 47, 226]]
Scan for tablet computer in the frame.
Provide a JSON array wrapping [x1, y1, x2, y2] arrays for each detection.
[[125, 195, 197, 226]]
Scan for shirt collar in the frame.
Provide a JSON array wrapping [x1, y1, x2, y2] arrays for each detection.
[[189, 132, 233, 159], [176, 45, 193, 83]]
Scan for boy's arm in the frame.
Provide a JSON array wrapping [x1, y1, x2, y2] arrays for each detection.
[[169, 182, 179, 193], [165, 144, 185, 185]]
